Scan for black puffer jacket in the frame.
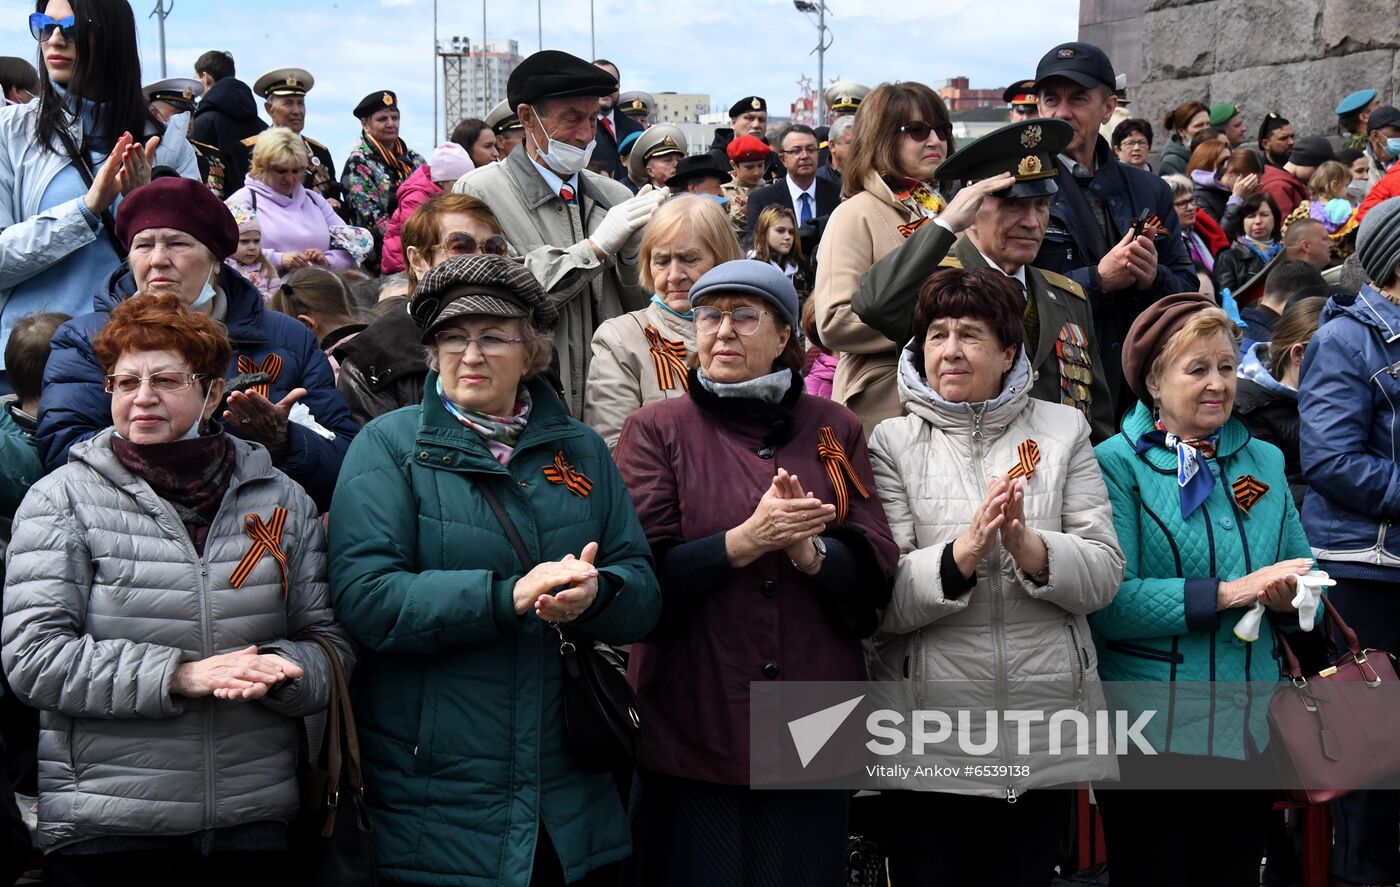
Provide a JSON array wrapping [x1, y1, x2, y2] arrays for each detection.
[[1234, 342, 1304, 506], [192, 77, 266, 191]]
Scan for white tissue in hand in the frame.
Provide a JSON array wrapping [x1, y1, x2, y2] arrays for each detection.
[[1232, 569, 1335, 642], [288, 402, 336, 440]]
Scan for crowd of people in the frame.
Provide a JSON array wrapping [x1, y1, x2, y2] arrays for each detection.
[[4, 2, 1400, 886]]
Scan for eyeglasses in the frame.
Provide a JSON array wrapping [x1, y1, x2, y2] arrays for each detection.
[[692, 305, 769, 335], [29, 13, 76, 42], [1173, 197, 1195, 209], [430, 233, 509, 257], [103, 372, 205, 395], [780, 146, 819, 157], [434, 331, 525, 356], [1120, 139, 1150, 150], [898, 122, 954, 143]]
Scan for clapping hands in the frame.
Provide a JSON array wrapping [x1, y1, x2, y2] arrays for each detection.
[[951, 475, 1049, 583]]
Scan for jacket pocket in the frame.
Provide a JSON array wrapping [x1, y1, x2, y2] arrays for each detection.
[[1066, 621, 1086, 696], [1103, 639, 1185, 665]]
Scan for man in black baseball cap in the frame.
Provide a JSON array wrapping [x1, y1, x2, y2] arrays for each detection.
[[850, 117, 1116, 442], [453, 48, 668, 415], [1367, 105, 1400, 184], [1029, 40, 1198, 419]]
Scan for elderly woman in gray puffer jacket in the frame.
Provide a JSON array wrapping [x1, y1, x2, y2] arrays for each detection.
[[1, 293, 352, 884], [866, 268, 1124, 887]]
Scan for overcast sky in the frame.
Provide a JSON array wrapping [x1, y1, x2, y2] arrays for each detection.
[[0, 0, 1077, 166]]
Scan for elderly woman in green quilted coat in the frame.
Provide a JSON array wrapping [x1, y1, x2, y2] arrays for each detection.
[[328, 254, 660, 887], [1091, 292, 1316, 887]]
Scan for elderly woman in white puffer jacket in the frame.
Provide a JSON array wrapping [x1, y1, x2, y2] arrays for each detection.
[[1, 293, 352, 883], [866, 267, 1124, 887]]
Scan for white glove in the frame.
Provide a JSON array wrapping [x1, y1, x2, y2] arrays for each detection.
[[1234, 569, 1335, 642], [589, 184, 668, 257]]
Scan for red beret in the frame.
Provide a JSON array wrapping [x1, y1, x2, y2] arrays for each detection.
[[116, 177, 240, 261], [726, 134, 772, 163], [1121, 291, 1219, 403]]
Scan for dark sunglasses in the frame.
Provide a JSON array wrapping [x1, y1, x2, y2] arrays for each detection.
[[29, 13, 76, 42], [430, 232, 508, 257], [898, 121, 953, 143]]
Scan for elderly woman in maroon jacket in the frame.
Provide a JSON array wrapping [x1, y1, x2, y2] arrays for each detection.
[[615, 259, 898, 887]]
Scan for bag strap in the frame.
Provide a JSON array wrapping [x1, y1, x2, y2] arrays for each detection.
[[300, 633, 354, 837], [52, 124, 127, 259], [478, 481, 537, 571], [1276, 597, 1364, 679]]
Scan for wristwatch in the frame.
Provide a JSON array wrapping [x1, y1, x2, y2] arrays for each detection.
[[792, 536, 827, 573]]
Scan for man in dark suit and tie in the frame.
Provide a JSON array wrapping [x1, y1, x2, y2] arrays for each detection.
[[591, 59, 644, 181], [743, 124, 841, 250]]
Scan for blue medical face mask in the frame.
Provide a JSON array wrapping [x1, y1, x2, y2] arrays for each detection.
[[175, 383, 215, 441], [708, 193, 730, 208], [189, 271, 217, 311], [1386, 137, 1400, 160]]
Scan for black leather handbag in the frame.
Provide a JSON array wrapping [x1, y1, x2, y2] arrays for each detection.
[[479, 482, 641, 772], [294, 633, 378, 886]]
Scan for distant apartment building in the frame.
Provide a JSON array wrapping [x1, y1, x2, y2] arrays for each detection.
[[938, 76, 1002, 112], [441, 37, 523, 127], [652, 92, 712, 125]]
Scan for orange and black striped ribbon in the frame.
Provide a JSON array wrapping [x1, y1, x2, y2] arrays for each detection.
[[229, 506, 289, 598], [897, 217, 931, 239], [1007, 439, 1041, 480], [817, 426, 869, 524], [644, 325, 689, 392], [236, 353, 284, 398], [543, 451, 593, 498], [1232, 475, 1269, 516]]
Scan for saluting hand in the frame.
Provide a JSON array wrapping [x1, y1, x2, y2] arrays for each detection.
[[937, 172, 1016, 233]]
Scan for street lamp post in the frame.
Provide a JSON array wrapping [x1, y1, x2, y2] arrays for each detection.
[[792, 0, 832, 126], [149, 0, 172, 78]]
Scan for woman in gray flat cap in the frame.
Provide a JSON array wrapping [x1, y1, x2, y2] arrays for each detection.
[[328, 254, 660, 886]]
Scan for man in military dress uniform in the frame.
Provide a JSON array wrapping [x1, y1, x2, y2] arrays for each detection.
[[823, 80, 869, 119], [1004, 80, 1039, 122], [245, 67, 341, 206], [850, 118, 1115, 442], [144, 77, 227, 198], [618, 91, 653, 129], [709, 96, 781, 181], [485, 99, 526, 159]]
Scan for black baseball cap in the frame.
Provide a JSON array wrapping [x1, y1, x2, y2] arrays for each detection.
[[1033, 42, 1116, 92], [1368, 105, 1400, 133]]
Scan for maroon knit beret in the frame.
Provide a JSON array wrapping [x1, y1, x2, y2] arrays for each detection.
[[115, 177, 240, 261], [1121, 291, 1220, 403]]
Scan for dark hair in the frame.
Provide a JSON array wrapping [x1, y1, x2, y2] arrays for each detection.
[[1186, 140, 1229, 175], [779, 124, 817, 151], [911, 267, 1026, 355], [1337, 147, 1366, 167], [592, 58, 618, 76], [843, 81, 952, 198], [450, 117, 490, 152], [0, 57, 38, 95], [1263, 259, 1326, 305], [1111, 118, 1154, 150], [1164, 100, 1208, 138], [1189, 127, 1225, 153], [193, 50, 234, 81], [1240, 192, 1282, 240], [33, 0, 163, 157], [93, 292, 231, 384], [1225, 146, 1264, 177], [5, 311, 69, 404], [1267, 296, 1326, 380], [800, 294, 825, 352]]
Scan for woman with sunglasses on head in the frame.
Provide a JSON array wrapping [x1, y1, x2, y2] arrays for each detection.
[[0, 0, 198, 394], [614, 260, 898, 886], [581, 194, 742, 451], [811, 81, 1012, 436], [4, 292, 352, 887], [38, 177, 360, 513], [334, 191, 510, 425]]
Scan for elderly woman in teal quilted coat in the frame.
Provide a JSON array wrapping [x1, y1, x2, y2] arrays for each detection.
[[328, 255, 660, 887], [1091, 293, 1316, 887]]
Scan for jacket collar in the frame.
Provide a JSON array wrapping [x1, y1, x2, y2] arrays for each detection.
[[415, 372, 578, 470], [1119, 400, 1251, 472], [857, 172, 923, 221], [507, 143, 581, 211], [644, 300, 696, 345], [1322, 285, 1400, 344], [1238, 341, 1295, 398], [897, 337, 1032, 436]]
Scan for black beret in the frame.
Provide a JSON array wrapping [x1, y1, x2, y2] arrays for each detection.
[[354, 91, 398, 120], [667, 155, 732, 190], [1257, 111, 1290, 143], [507, 50, 617, 109], [728, 96, 767, 118]]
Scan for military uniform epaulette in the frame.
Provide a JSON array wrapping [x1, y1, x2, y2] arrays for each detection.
[[240, 134, 258, 148], [938, 254, 964, 270], [1039, 269, 1086, 300], [304, 136, 327, 149], [189, 139, 220, 153]]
